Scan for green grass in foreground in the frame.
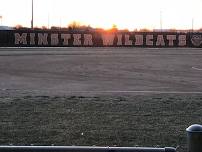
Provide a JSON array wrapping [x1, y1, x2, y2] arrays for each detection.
[[0, 94, 202, 152]]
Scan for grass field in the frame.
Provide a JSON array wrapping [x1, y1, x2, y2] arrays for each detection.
[[0, 94, 202, 152], [0, 47, 202, 152]]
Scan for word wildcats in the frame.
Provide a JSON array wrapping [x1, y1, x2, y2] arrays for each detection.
[[13, 32, 189, 47]]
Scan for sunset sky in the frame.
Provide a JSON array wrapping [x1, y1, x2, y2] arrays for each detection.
[[0, 0, 202, 30]]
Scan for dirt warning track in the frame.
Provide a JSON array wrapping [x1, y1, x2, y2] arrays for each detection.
[[0, 47, 202, 96]]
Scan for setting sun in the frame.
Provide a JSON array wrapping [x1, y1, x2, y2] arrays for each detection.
[[0, 0, 202, 30]]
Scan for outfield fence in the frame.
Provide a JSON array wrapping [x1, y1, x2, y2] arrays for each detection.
[[0, 30, 202, 47]]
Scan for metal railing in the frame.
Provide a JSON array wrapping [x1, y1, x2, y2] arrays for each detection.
[[0, 146, 176, 152], [0, 124, 201, 152]]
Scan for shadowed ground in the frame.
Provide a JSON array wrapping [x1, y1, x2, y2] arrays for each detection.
[[0, 48, 202, 152]]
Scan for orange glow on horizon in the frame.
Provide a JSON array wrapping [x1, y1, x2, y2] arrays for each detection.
[[1, 0, 202, 30]]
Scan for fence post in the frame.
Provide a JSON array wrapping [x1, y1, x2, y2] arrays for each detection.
[[186, 124, 202, 152]]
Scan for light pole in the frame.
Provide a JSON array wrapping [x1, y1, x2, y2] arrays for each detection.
[[0, 15, 2, 26], [31, 0, 34, 29], [160, 11, 163, 31]]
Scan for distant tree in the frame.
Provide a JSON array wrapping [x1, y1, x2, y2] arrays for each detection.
[[112, 24, 118, 30], [139, 28, 151, 32], [169, 28, 177, 32], [51, 26, 60, 30], [105, 24, 118, 33], [120, 29, 129, 32], [68, 21, 81, 29], [111, 24, 118, 32], [0, 15, 2, 25], [133, 28, 138, 32], [15, 24, 23, 29], [42, 26, 48, 29]]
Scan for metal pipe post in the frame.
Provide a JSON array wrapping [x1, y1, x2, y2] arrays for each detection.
[[186, 124, 202, 152]]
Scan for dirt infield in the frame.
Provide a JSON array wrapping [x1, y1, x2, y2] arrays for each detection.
[[0, 48, 202, 152], [1, 47, 202, 95]]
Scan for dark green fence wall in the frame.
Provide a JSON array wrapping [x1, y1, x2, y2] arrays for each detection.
[[0, 30, 202, 47]]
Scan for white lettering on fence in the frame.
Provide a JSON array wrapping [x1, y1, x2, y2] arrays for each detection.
[[13, 33, 188, 47], [125, 34, 132, 45], [73, 34, 82, 46], [84, 34, 93, 46], [15, 33, 27, 45], [146, 35, 153, 46], [117, 34, 123, 45], [61, 34, 71, 45], [30, 33, 35, 45], [102, 34, 115, 46], [38, 33, 48, 45], [178, 35, 186, 46], [156, 35, 165, 46], [51, 34, 59, 45], [135, 35, 143, 45], [167, 35, 176, 46]]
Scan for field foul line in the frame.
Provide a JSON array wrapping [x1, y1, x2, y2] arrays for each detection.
[[192, 67, 202, 71], [65, 91, 202, 94], [3, 89, 202, 94]]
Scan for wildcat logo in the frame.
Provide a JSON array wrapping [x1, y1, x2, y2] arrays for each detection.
[[191, 35, 202, 47]]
